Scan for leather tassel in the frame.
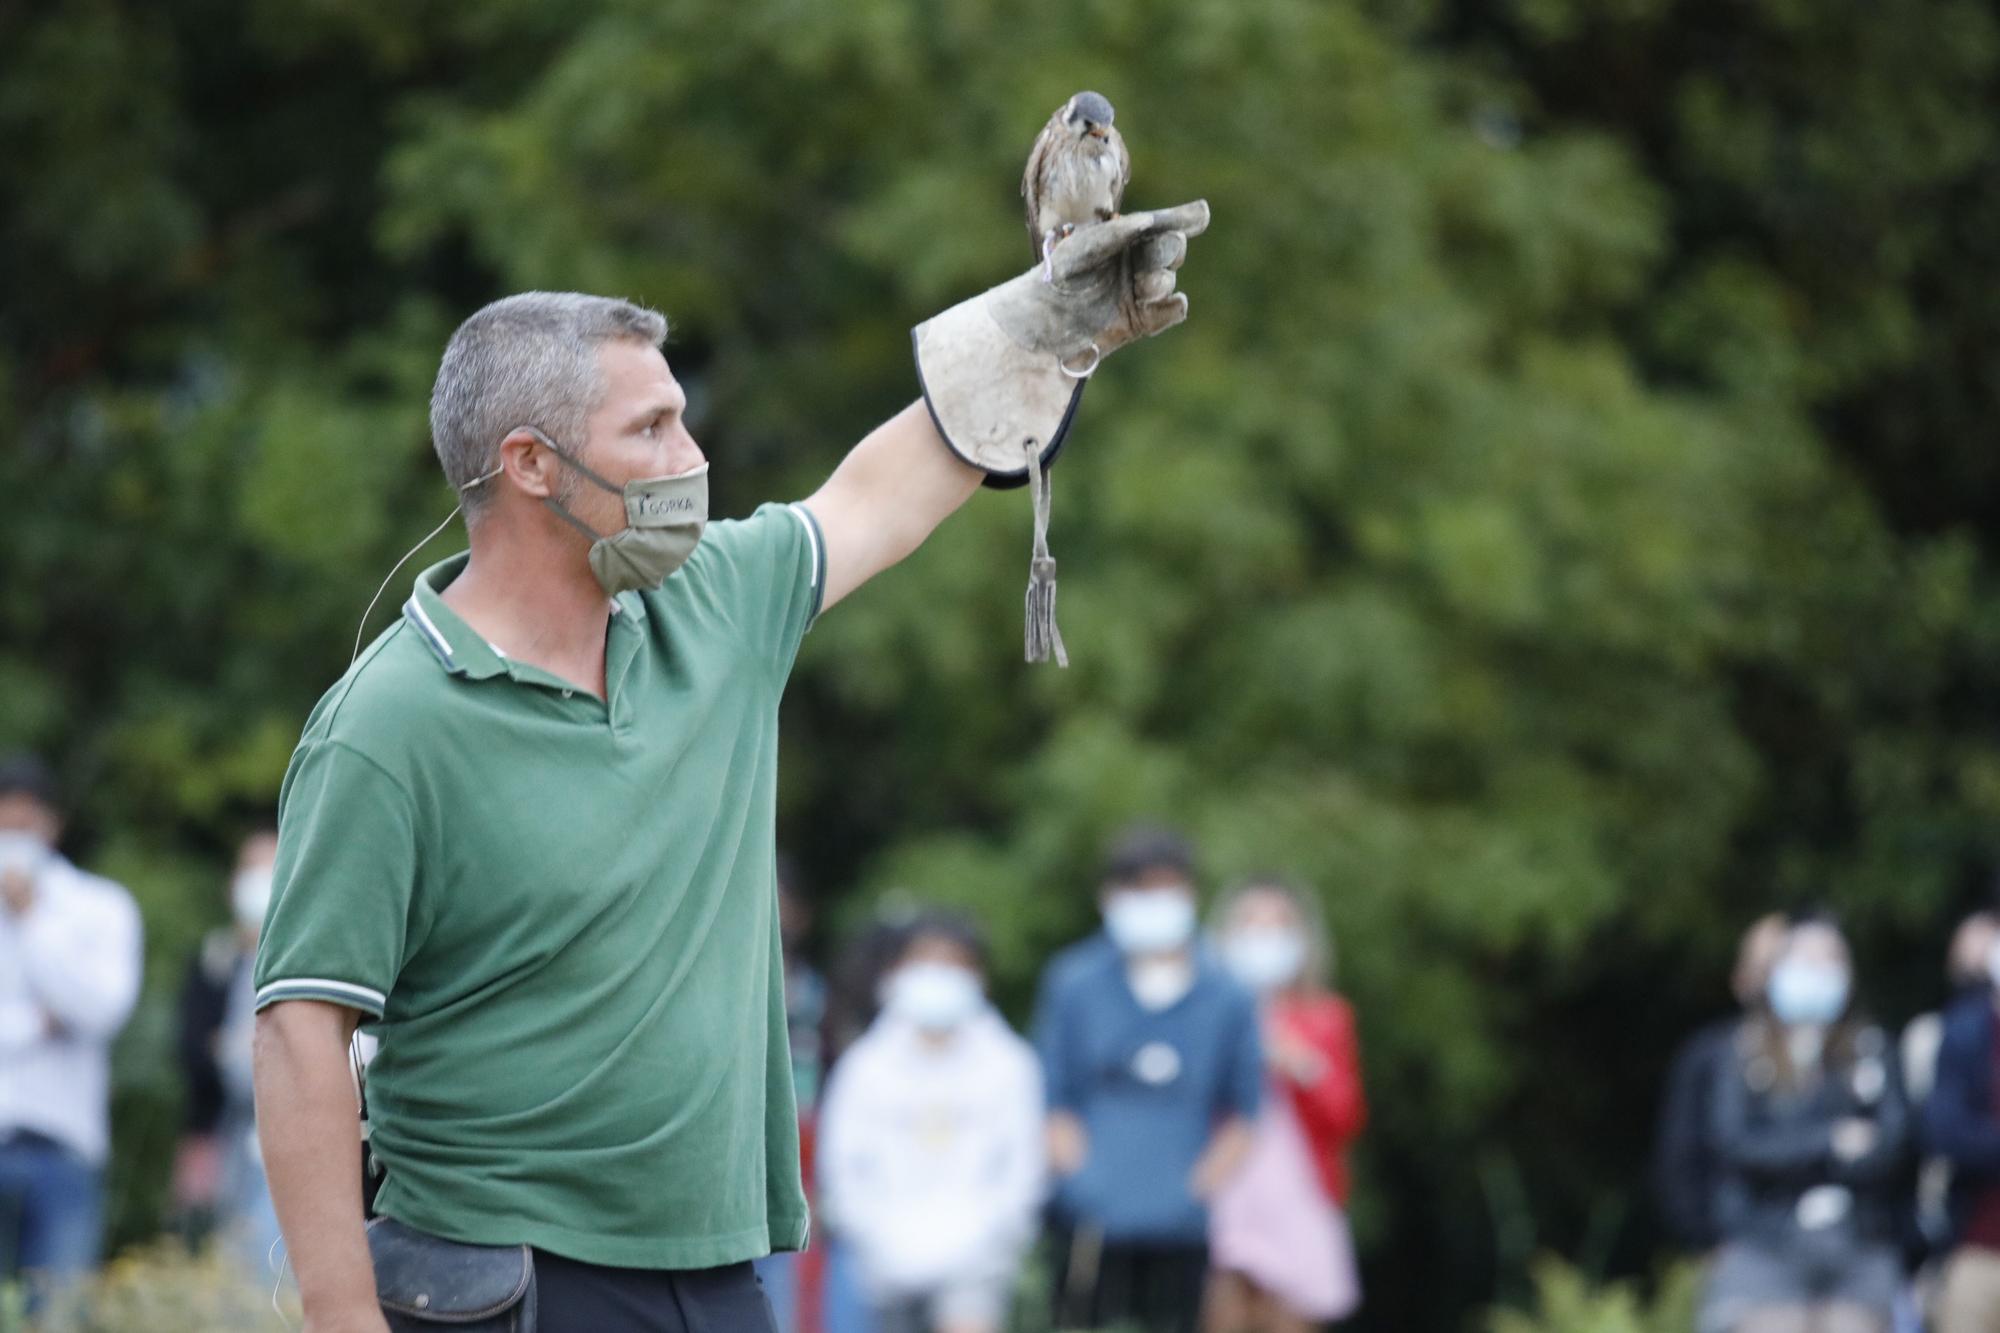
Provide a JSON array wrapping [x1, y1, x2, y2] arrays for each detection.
[[1024, 443, 1069, 667], [1026, 555, 1067, 666]]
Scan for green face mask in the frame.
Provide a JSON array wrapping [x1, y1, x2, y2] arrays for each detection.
[[526, 428, 709, 596]]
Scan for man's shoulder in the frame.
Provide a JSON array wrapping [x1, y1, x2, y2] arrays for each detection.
[[1044, 933, 1118, 996], [644, 503, 816, 613], [654, 504, 800, 580], [296, 622, 447, 767]]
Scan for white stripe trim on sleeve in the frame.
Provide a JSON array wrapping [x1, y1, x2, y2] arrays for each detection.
[[255, 977, 388, 1011], [787, 504, 824, 595]]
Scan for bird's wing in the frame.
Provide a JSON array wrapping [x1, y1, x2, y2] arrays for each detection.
[[1109, 125, 1133, 211], [1023, 118, 1060, 253]]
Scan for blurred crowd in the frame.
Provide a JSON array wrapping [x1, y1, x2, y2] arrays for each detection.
[[0, 755, 1368, 1332], [1656, 908, 2000, 1333], [20, 728, 2000, 1333], [758, 825, 1367, 1333]]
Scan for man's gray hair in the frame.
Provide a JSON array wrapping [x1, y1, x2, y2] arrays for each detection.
[[430, 292, 668, 511]]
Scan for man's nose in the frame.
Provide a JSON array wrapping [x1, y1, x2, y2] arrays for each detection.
[[673, 428, 706, 475]]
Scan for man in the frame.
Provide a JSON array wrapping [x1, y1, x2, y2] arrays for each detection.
[[1032, 824, 1262, 1333], [255, 199, 1207, 1333], [1924, 908, 2000, 1333], [174, 828, 283, 1268], [1651, 912, 1789, 1252], [0, 753, 144, 1300]]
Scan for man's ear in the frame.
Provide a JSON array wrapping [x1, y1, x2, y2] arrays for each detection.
[[497, 427, 560, 500]]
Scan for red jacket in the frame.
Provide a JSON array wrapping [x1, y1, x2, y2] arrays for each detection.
[[1269, 992, 1367, 1205]]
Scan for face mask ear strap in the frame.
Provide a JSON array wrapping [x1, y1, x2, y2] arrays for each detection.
[[351, 503, 467, 664], [500, 424, 618, 546], [520, 425, 625, 497], [543, 498, 608, 546]]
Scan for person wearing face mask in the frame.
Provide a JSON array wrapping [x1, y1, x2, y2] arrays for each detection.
[[1920, 896, 2000, 1333], [1205, 879, 1366, 1333], [251, 253, 1207, 1333], [1032, 825, 1263, 1333], [173, 828, 285, 1271], [816, 912, 1044, 1333], [1654, 914, 1791, 1254], [1701, 913, 1910, 1333], [0, 753, 143, 1305], [1894, 910, 1998, 1305]]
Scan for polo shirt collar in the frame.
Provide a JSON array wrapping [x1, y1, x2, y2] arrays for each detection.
[[404, 554, 508, 680], [403, 554, 648, 684]]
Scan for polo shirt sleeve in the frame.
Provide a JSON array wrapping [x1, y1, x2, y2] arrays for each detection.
[[252, 740, 420, 1019], [689, 502, 826, 675]]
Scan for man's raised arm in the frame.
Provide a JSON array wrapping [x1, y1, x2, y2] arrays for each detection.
[[802, 402, 980, 613]]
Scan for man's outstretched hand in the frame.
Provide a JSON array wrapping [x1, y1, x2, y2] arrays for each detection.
[[997, 200, 1213, 362], [914, 198, 1211, 484]]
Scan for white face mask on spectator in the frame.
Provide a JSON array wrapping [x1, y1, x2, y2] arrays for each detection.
[[883, 961, 983, 1032], [1767, 957, 1850, 1027], [1103, 887, 1196, 955], [0, 830, 49, 881], [232, 867, 275, 931], [1223, 927, 1307, 993]]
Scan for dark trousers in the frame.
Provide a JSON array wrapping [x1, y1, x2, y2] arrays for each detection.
[[533, 1253, 777, 1333], [1049, 1225, 1209, 1333]]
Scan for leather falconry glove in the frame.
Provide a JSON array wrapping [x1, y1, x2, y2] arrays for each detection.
[[914, 200, 1211, 665]]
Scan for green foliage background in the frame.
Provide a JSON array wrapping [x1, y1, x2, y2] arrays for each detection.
[[3, 0, 1997, 1327]]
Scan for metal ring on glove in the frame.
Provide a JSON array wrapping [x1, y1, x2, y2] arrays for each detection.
[[1058, 342, 1102, 379]]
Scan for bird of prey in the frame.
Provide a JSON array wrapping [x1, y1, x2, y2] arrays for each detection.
[[1022, 90, 1131, 281]]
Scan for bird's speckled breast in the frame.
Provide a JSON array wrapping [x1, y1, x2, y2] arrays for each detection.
[[1042, 141, 1124, 229]]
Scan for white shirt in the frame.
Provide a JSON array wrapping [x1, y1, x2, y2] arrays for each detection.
[[0, 852, 143, 1163], [818, 1007, 1046, 1298]]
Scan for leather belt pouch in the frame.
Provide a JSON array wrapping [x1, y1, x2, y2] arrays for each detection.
[[367, 1216, 536, 1332]]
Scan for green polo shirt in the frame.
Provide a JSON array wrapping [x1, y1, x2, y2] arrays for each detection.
[[254, 501, 825, 1270]]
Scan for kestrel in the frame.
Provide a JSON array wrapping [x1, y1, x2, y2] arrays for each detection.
[[1022, 91, 1131, 281]]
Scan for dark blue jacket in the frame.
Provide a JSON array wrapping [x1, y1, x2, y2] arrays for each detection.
[[1923, 992, 2000, 1243], [1708, 1020, 1909, 1251], [1653, 1019, 1736, 1250], [1032, 933, 1263, 1244]]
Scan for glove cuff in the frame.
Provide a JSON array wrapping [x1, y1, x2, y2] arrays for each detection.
[[913, 295, 1087, 491]]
